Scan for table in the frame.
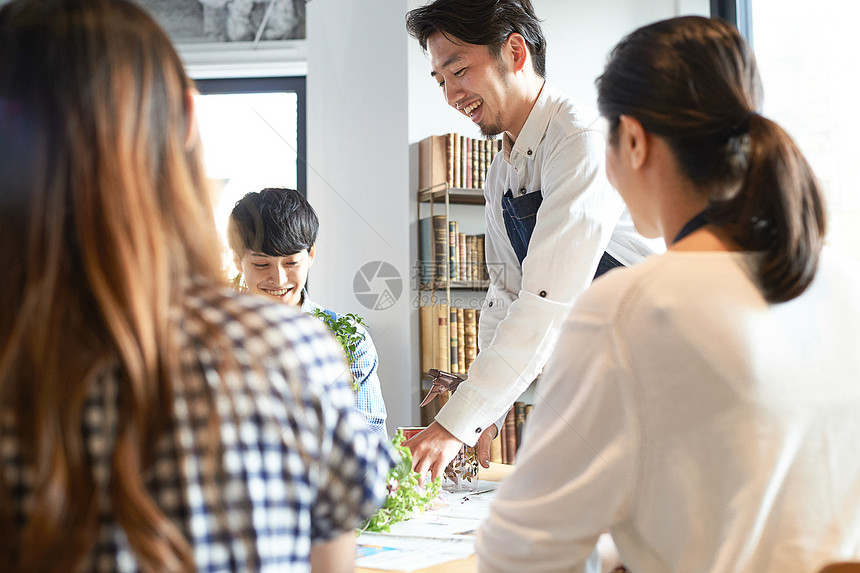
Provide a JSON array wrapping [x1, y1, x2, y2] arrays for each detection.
[[356, 463, 514, 573]]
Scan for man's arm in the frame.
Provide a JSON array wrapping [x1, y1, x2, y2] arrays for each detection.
[[442, 129, 623, 438], [409, 127, 624, 476]]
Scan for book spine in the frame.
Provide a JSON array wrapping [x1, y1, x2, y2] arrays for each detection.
[[475, 308, 481, 351], [449, 307, 459, 374], [432, 215, 448, 283], [453, 134, 461, 188], [419, 304, 434, 374], [456, 307, 466, 375], [459, 134, 466, 188], [436, 304, 449, 371], [463, 308, 477, 372], [484, 139, 491, 187], [504, 408, 517, 464], [465, 138, 472, 188], [500, 418, 508, 464], [419, 134, 448, 189], [476, 234, 486, 281], [514, 401, 526, 454], [448, 220, 458, 280], [457, 233, 467, 282], [446, 133, 455, 186], [476, 139, 485, 188], [466, 235, 476, 281], [419, 216, 433, 285], [471, 138, 479, 188]]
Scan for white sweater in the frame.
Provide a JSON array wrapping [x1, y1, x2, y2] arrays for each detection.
[[478, 249, 860, 573]]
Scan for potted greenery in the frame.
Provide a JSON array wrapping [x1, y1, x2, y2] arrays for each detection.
[[359, 429, 442, 533], [311, 308, 367, 392]]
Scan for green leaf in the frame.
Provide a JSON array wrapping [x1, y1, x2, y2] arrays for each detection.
[[358, 429, 441, 534], [310, 307, 369, 393]]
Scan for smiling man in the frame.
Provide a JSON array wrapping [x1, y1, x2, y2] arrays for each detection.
[[228, 188, 388, 438], [405, 0, 659, 481]]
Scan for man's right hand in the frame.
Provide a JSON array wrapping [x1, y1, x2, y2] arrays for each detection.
[[404, 421, 465, 482], [474, 424, 498, 468]]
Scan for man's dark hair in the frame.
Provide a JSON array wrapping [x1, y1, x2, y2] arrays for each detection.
[[405, 0, 546, 78], [228, 187, 319, 257]]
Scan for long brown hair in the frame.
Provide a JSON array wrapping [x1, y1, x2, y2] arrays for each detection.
[[0, 0, 223, 570], [596, 16, 826, 303]]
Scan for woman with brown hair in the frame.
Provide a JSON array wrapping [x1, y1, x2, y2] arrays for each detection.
[[477, 16, 860, 573], [0, 1, 392, 571]]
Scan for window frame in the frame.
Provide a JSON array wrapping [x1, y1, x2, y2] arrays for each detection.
[[194, 76, 307, 197], [710, 0, 754, 44]]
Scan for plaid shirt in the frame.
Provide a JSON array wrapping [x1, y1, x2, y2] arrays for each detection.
[[1, 284, 395, 572], [302, 296, 388, 439]]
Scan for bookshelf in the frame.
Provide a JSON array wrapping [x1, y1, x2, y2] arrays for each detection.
[[415, 133, 531, 463], [416, 132, 500, 425], [417, 180, 488, 425]]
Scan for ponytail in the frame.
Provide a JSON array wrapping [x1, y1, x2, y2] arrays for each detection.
[[708, 113, 827, 302], [597, 17, 827, 304]]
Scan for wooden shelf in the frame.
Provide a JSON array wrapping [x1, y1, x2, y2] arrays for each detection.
[[419, 279, 490, 291], [418, 185, 485, 205]]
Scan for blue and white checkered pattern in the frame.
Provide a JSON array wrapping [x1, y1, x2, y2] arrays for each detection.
[[302, 298, 388, 439], [1, 284, 395, 572]]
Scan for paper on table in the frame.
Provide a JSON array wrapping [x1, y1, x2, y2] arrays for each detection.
[[432, 481, 499, 521], [356, 533, 474, 571], [355, 480, 500, 570]]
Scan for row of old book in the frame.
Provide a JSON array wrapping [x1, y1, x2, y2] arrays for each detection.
[[418, 133, 503, 190], [419, 215, 489, 285], [492, 401, 533, 465], [421, 394, 532, 465], [419, 303, 480, 377]]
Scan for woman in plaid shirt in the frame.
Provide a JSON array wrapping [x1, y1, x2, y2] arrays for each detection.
[[0, 0, 394, 571]]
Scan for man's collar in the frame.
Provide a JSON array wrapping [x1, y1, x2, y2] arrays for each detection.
[[502, 81, 556, 163]]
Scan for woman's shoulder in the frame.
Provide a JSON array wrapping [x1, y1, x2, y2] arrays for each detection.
[[187, 283, 318, 335], [180, 281, 344, 374], [572, 251, 756, 321]]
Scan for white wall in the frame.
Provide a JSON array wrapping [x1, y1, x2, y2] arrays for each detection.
[[306, 0, 413, 433], [310, 0, 708, 434]]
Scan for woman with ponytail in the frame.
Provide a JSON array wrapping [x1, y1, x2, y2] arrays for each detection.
[[0, 1, 392, 571], [478, 16, 860, 573]]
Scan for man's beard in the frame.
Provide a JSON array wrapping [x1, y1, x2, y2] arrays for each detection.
[[479, 65, 509, 137], [479, 114, 505, 137]]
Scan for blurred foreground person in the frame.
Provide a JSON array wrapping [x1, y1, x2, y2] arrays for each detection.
[[0, 1, 392, 571], [478, 16, 860, 573]]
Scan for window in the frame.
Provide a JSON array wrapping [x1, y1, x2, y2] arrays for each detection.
[[717, 0, 860, 261], [749, 0, 859, 260], [194, 77, 306, 271]]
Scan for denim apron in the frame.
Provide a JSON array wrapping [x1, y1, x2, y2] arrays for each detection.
[[501, 189, 623, 279]]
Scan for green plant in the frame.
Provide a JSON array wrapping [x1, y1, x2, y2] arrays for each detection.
[[311, 308, 367, 392], [359, 429, 442, 533]]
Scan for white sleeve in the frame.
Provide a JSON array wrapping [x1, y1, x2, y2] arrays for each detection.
[[436, 128, 625, 445], [476, 288, 638, 572]]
